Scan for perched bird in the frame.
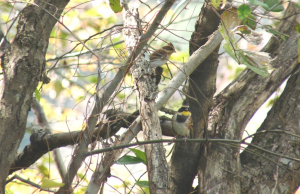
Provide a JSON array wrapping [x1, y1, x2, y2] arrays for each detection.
[[172, 106, 193, 139], [150, 42, 176, 67]]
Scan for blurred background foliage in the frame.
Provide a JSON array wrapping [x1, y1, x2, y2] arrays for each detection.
[[1, 0, 292, 193]]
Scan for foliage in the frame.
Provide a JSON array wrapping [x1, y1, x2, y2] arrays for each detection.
[[1, 0, 298, 193]]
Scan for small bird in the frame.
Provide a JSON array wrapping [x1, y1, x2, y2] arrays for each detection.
[[172, 106, 193, 139], [150, 42, 176, 67]]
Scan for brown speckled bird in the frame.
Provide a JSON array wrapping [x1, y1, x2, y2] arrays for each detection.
[[172, 106, 193, 139], [150, 42, 176, 67]]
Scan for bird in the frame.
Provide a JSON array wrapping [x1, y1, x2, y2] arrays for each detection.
[[150, 42, 176, 67], [172, 106, 193, 140]]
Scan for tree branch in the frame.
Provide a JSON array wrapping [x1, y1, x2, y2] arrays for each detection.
[[31, 98, 66, 180], [200, 3, 299, 193]]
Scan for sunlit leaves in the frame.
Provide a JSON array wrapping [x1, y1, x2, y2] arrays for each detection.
[[264, 25, 289, 40], [40, 178, 65, 189], [37, 164, 49, 177], [135, 181, 149, 188], [242, 15, 256, 30], [116, 155, 145, 165], [54, 80, 63, 97], [220, 9, 273, 77], [249, 0, 284, 12], [249, 0, 269, 10], [211, 0, 222, 9], [130, 148, 147, 164], [116, 149, 147, 165], [223, 43, 272, 77], [264, 0, 284, 12], [237, 4, 251, 20], [34, 88, 41, 102], [109, 0, 123, 13], [298, 38, 300, 62]]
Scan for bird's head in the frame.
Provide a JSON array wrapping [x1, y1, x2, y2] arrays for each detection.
[[177, 107, 191, 116], [163, 42, 176, 54]]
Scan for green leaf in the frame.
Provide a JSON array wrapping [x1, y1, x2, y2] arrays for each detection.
[[135, 181, 149, 188], [265, 25, 281, 35], [294, 3, 300, 10], [295, 22, 300, 33], [265, 25, 289, 39], [40, 178, 65, 189], [109, 0, 123, 13], [34, 88, 41, 102], [238, 53, 270, 77], [76, 96, 85, 102], [298, 38, 300, 62], [130, 148, 147, 165], [37, 164, 49, 177], [54, 80, 63, 97], [77, 173, 88, 183], [223, 43, 271, 77], [237, 4, 251, 20], [89, 75, 98, 84], [116, 155, 144, 165], [264, 0, 284, 12], [211, 0, 222, 9], [249, 0, 269, 10], [242, 15, 256, 30]]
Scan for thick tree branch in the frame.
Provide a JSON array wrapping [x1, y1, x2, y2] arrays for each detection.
[[9, 109, 174, 175], [200, 3, 299, 193]]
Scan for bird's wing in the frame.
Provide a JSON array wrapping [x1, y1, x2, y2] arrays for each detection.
[[150, 51, 167, 61]]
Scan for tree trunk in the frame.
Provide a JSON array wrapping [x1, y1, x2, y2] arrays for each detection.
[[168, 3, 224, 193], [123, 8, 169, 193], [0, 0, 69, 193], [240, 4, 300, 193], [204, 3, 299, 193]]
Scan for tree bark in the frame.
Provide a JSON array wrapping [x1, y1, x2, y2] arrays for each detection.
[[203, 3, 299, 193], [122, 8, 169, 193], [0, 0, 69, 193], [240, 4, 300, 193], [240, 66, 300, 194], [168, 3, 224, 193]]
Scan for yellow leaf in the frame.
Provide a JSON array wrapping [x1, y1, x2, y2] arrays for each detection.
[[40, 178, 65, 189]]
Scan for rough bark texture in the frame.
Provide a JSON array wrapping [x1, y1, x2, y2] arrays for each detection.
[[82, 1, 176, 192], [240, 67, 300, 194], [0, 0, 69, 193], [239, 5, 300, 193], [203, 3, 299, 193], [168, 3, 223, 193], [123, 8, 169, 193]]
